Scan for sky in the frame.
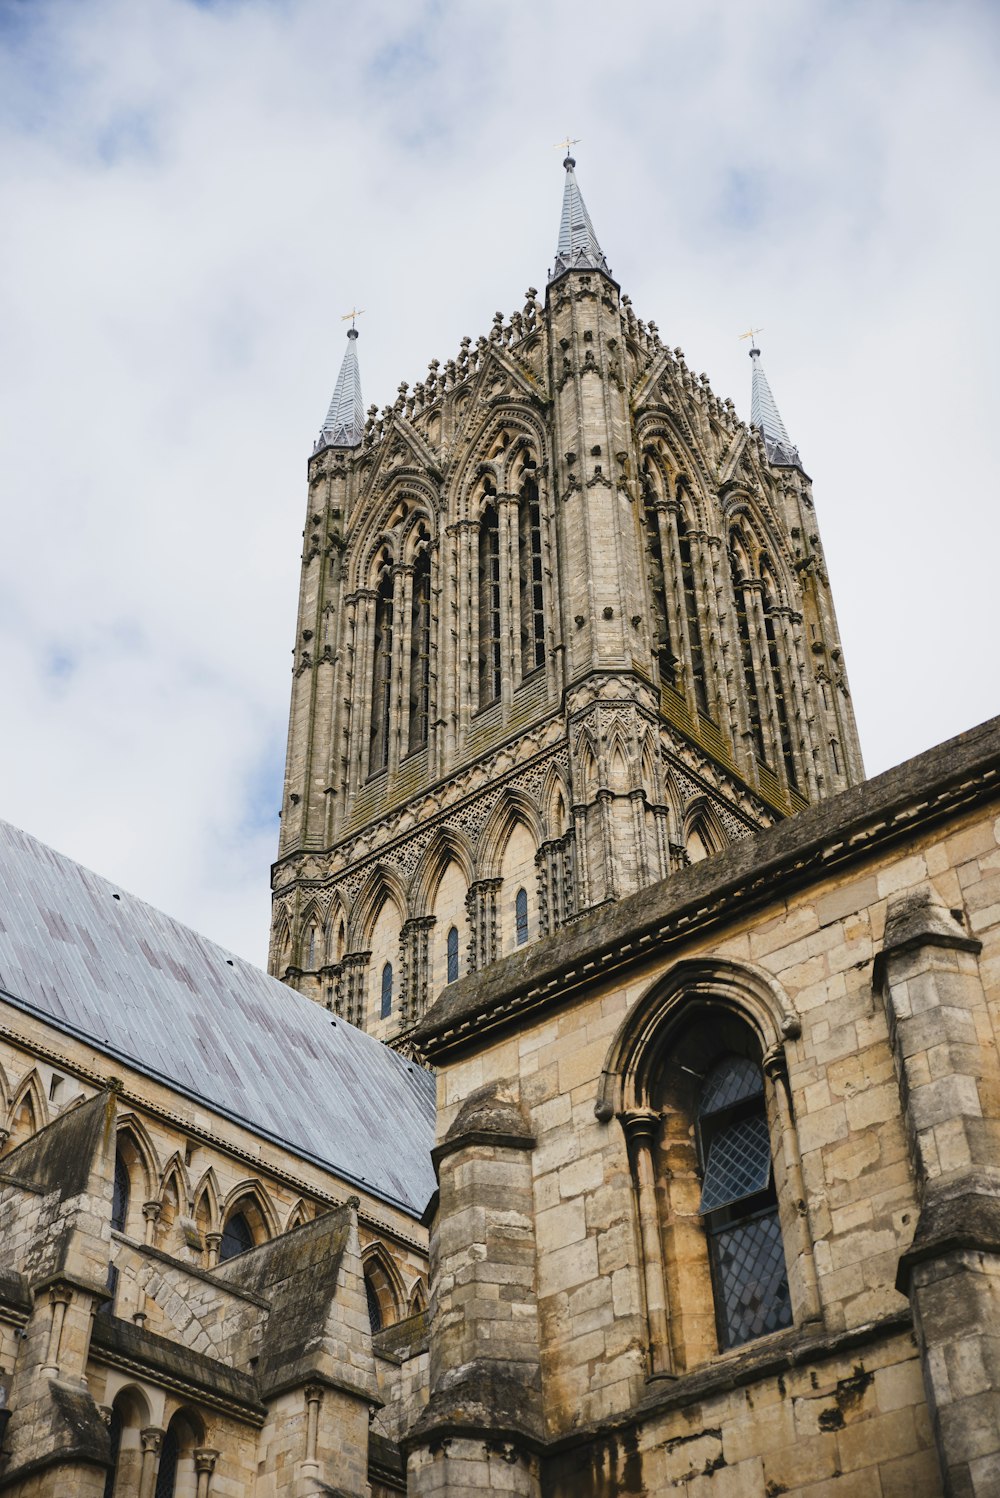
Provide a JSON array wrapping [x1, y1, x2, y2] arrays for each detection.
[[0, 0, 998, 968]]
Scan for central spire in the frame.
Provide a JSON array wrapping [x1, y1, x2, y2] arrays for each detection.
[[749, 344, 802, 470], [550, 152, 610, 281], [315, 322, 365, 453]]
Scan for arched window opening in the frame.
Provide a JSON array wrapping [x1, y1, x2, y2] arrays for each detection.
[[218, 1210, 254, 1263], [518, 477, 545, 677], [831, 737, 841, 775], [306, 921, 317, 969], [380, 961, 393, 1019], [446, 926, 459, 984], [408, 545, 431, 752], [112, 1150, 130, 1234], [728, 541, 766, 763], [478, 496, 501, 707], [153, 1423, 179, 1498], [364, 1254, 399, 1334], [761, 570, 797, 788], [676, 509, 708, 715], [515, 888, 529, 946], [6, 1088, 38, 1153], [697, 1054, 791, 1350], [642, 476, 674, 688], [369, 560, 394, 775]]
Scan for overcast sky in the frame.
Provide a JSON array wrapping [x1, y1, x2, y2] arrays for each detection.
[[0, 0, 997, 967]]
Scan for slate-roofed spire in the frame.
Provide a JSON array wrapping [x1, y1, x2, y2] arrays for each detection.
[[315, 324, 365, 453], [749, 344, 802, 469], [550, 152, 611, 281]]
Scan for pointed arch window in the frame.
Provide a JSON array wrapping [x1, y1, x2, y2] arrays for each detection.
[[518, 474, 545, 677], [369, 562, 394, 774], [642, 477, 675, 689], [153, 1423, 179, 1498], [697, 1055, 791, 1349], [365, 1271, 383, 1333], [515, 888, 529, 946], [761, 567, 798, 788], [676, 508, 709, 715], [408, 546, 431, 752], [446, 925, 460, 984], [380, 961, 393, 1019], [728, 540, 766, 763], [218, 1210, 254, 1263], [478, 498, 501, 707], [102, 1405, 123, 1498]]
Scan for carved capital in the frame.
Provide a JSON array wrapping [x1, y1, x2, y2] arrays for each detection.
[[140, 1426, 164, 1455], [620, 1107, 662, 1148]]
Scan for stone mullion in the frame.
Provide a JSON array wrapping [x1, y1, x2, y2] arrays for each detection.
[[570, 802, 591, 911], [717, 558, 759, 781], [622, 1108, 674, 1379], [630, 788, 651, 887], [348, 590, 376, 800], [537, 471, 562, 699], [324, 591, 354, 843], [663, 500, 702, 719], [451, 521, 474, 746], [426, 538, 442, 779], [389, 565, 414, 776], [497, 495, 518, 706], [596, 788, 616, 902]]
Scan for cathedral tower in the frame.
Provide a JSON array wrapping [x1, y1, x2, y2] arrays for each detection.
[[269, 156, 862, 1044]]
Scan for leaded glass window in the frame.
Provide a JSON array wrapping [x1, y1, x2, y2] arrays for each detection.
[[102, 1405, 122, 1498], [446, 925, 459, 984], [154, 1425, 179, 1498], [697, 1054, 791, 1350], [366, 1271, 383, 1333], [515, 888, 528, 946], [218, 1210, 253, 1263], [112, 1149, 130, 1233], [380, 961, 393, 1018], [478, 501, 501, 707]]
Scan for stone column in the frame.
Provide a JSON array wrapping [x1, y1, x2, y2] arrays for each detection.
[[622, 1108, 673, 1378], [204, 1232, 222, 1270], [878, 886, 1000, 1497], [301, 1383, 323, 1480], [467, 879, 502, 971], [138, 1427, 164, 1498], [194, 1447, 219, 1498], [339, 951, 370, 1028], [40, 1283, 73, 1376], [763, 1043, 822, 1328], [401, 915, 435, 1026]]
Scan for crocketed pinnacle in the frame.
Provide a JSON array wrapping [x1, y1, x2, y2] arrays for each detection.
[[315, 326, 365, 452], [550, 154, 611, 280], [749, 346, 802, 469]]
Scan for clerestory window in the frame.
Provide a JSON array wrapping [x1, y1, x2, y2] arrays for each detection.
[[515, 887, 529, 946], [446, 925, 459, 984], [380, 960, 393, 1018]]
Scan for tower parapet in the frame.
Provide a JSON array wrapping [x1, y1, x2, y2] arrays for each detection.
[[270, 158, 862, 1046]]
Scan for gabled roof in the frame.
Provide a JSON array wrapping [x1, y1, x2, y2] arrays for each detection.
[[0, 820, 436, 1219]]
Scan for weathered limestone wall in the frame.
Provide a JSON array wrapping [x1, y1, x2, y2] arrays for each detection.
[[411, 720, 1000, 1494]]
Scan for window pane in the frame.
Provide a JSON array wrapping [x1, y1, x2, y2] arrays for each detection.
[[709, 1210, 792, 1349], [699, 1055, 763, 1116], [219, 1211, 254, 1262], [380, 961, 393, 1018], [446, 926, 459, 984], [515, 888, 528, 946], [154, 1426, 179, 1498], [366, 1273, 383, 1333], [700, 1114, 772, 1212], [112, 1150, 130, 1233]]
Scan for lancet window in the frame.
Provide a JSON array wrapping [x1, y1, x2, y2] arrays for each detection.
[[761, 564, 798, 789], [729, 536, 766, 763], [218, 1210, 254, 1262], [676, 508, 709, 716], [380, 961, 394, 1018], [408, 544, 431, 753], [369, 555, 394, 774], [446, 925, 459, 984], [518, 467, 545, 677], [478, 490, 501, 707], [642, 479, 674, 689]]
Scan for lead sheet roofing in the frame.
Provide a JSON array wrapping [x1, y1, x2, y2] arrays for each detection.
[[0, 819, 436, 1218]]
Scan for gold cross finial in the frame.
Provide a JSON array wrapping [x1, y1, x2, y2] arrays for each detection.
[[341, 307, 365, 328], [739, 325, 764, 350], [555, 136, 581, 154]]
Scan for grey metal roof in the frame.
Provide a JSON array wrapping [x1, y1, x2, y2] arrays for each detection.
[[0, 820, 436, 1219], [315, 327, 365, 452], [550, 155, 611, 280], [749, 347, 803, 470]]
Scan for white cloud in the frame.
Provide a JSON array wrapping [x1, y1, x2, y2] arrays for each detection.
[[0, 0, 997, 963]]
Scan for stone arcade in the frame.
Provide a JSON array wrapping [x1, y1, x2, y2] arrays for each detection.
[[1, 157, 998, 1497]]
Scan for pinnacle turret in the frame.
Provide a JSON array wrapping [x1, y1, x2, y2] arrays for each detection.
[[315, 324, 365, 452], [550, 153, 611, 281], [749, 344, 802, 469]]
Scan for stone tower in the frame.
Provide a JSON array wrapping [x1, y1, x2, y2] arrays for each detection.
[[269, 156, 863, 1044]]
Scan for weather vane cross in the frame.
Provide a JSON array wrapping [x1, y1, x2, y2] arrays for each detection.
[[341, 307, 365, 329], [554, 136, 581, 155], [739, 325, 764, 351]]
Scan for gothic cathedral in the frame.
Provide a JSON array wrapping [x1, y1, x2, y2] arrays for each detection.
[[269, 155, 863, 1044]]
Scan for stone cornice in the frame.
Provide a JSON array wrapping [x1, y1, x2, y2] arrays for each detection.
[[413, 715, 1000, 1060]]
